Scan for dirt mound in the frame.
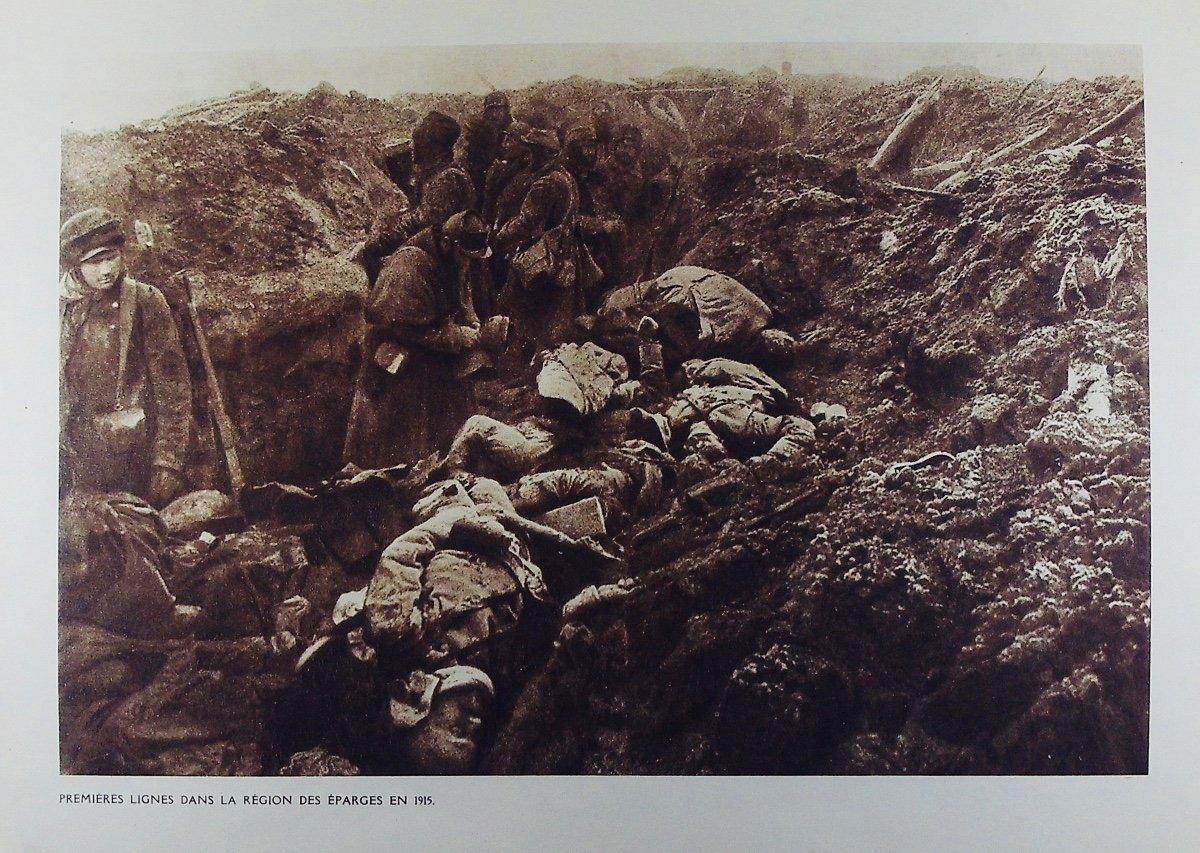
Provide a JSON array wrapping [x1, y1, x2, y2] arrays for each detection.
[[487, 75, 1148, 774], [60, 68, 1147, 775]]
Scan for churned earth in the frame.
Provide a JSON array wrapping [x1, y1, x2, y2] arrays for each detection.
[[61, 65, 1148, 774]]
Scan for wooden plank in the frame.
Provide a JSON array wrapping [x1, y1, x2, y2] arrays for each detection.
[[1070, 95, 1145, 147], [865, 76, 944, 175]]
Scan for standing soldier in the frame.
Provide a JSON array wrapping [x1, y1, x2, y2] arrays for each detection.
[[344, 211, 496, 470], [495, 125, 608, 356], [591, 99, 618, 161], [483, 121, 561, 231], [59, 207, 193, 507], [483, 121, 560, 295], [594, 123, 664, 284], [460, 91, 513, 207], [361, 111, 473, 283]]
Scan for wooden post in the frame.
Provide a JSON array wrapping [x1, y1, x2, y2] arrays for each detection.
[[1070, 95, 1145, 147], [864, 76, 943, 176]]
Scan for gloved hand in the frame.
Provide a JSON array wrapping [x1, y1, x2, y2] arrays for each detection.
[[148, 466, 187, 508]]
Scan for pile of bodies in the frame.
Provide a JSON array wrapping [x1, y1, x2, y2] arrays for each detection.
[[59, 262, 849, 774], [59, 96, 850, 774]]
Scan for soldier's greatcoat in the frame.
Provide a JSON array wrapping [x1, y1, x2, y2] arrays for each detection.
[[60, 275, 192, 497], [343, 228, 480, 469]]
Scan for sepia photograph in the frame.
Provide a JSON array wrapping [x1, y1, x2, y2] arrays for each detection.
[[5, 0, 1200, 849], [56, 39, 1149, 778]]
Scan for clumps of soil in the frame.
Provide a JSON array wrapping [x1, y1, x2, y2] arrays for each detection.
[[486, 74, 1147, 775], [60, 65, 1148, 774]]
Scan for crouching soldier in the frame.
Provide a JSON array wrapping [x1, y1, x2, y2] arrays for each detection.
[[59, 208, 193, 507], [343, 210, 504, 470]]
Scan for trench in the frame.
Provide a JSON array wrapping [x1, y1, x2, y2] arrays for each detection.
[[62, 70, 1150, 775]]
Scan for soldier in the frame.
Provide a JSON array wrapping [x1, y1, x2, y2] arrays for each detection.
[[343, 211, 497, 470], [460, 91, 513, 207], [591, 99, 618, 160], [483, 121, 560, 298], [294, 477, 552, 772], [441, 323, 669, 488], [388, 665, 494, 774], [483, 121, 560, 232], [361, 111, 473, 283], [637, 356, 817, 467], [594, 122, 669, 284], [59, 207, 193, 507], [495, 124, 610, 355]]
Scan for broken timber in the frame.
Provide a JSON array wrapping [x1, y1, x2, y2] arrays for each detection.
[[932, 125, 1051, 193], [864, 76, 943, 176], [979, 125, 1050, 168], [1070, 95, 1145, 147]]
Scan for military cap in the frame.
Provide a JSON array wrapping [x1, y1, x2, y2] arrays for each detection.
[[60, 207, 125, 267], [483, 91, 509, 109], [412, 110, 461, 154], [433, 665, 495, 699], [443, 210, 492, 259]]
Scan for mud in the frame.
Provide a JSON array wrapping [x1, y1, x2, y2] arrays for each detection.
[[61, 66, 1148, 774]]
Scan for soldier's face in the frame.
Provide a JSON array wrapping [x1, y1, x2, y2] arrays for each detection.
[[615, 137, 641, 166], [485, 104, 511, 128], [501, 133, 528, 159], [78, 247, 125, 291], [569, 139, 598, 171], [404, 688, 487, 774]]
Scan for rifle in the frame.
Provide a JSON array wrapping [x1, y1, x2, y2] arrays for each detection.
[[640, 160, 684, 284], [177, 270, 246, 512]]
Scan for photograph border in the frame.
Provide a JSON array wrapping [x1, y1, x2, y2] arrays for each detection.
[[5, 1, 1199, 849]]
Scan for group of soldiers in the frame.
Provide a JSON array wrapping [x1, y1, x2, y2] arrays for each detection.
[[345, 92, 682, 471], [58, 90, 831, 775]]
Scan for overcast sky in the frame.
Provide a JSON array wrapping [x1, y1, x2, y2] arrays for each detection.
[[61, 42, 1141, 133]]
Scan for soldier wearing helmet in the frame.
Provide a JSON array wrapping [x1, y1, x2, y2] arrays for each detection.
[[59, 208, 193, 506], [361, 111, 473, 283], [460, 91, 514, 207], [344, 210, 504, 470], [494, 124, 610, 355]]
